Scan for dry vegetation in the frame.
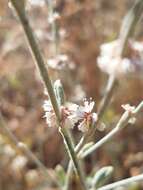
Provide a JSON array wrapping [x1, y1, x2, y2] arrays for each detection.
[[0, 0, 143, 190]]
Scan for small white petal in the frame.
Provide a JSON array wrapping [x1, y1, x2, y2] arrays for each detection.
[[78, 120, 88, 133], [92, 113, 98, 122], [43, 100, 52, 112], [122, 104, 135, 112]]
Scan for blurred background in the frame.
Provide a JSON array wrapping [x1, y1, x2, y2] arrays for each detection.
[[0, 0, 143, 189]]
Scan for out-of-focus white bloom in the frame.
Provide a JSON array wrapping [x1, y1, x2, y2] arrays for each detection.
[[43, 99, 98, 132], [97, 40, 143, 77], [3, 145, 15, 157], [43, 100, 57, 127], [48, 12, 60, 24], [130, 40, 143, 53], [25, 169, 39, 184], [122, 104, 135, 112], [72, 85, 85, 102], [28, 0, 45, 6], [11, 155, 27, 171], [47, 54, 75, 70], [59, 28, 67, 39], [122, 104, 136, 124]]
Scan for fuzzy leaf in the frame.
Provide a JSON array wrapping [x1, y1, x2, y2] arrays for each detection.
[[91, 166, 114, 189]]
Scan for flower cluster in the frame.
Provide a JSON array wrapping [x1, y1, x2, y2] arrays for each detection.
[[43, 99, 98, 133], [97, 39, 143, 77]]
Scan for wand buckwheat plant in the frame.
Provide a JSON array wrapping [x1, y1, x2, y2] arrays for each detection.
[[1, 0, 143, 189]]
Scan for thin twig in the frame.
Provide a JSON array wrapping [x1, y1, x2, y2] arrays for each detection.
[[80, 101, 143, 158], [60, 127, 87, 190], [98, 173, 143, 190], [11, 0, 61, 122], [98, 0, 143, 118], [10, 1, 87, 189], [45, 0, 60, 55]]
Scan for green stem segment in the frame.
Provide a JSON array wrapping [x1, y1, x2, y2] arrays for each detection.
[[11, 0, 61, 122], [10, 1, 87, 189], [60, 127, 87, 190], [80, 101, 143, 158]]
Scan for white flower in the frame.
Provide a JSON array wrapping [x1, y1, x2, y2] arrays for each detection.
[[11, 156, 27, 171], [48, 12, 60, 24], [43, 100, 72, 128], [43, 100, 57, 127], [47, 54, 72, 70], [122, 104, 136, 124], [43, 99, 98, 132], [68, 100, 98, 133], [97, 39, 143, 77], [122, 104, 135, 112]]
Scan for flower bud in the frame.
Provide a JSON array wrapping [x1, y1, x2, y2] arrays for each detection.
[[54, 80, 65, 106]]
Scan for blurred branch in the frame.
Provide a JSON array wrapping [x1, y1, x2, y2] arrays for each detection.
[[0, 112, 58, 187], [10, 1, 87, 189], [97, 0, 143, 121], [45, 0, 60, 55], [98, 173, 143, 190], [80, 101, 143, 158]]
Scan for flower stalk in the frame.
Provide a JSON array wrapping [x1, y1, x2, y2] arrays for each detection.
[[10, 1, 87, 189], [97, 173, 143, 190], [80, 101, 143, 158]]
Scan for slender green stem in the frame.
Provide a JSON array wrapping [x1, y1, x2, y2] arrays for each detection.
[[97, 173, 143, 190], [119, 0, 143, 56], [11, 0, 61, 122], [45, 2, 86, 186], [80, 101, 143, 158], [10, 1, 86, 189], [45, 0, 60, 55], [60, 127, 87, 190]]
